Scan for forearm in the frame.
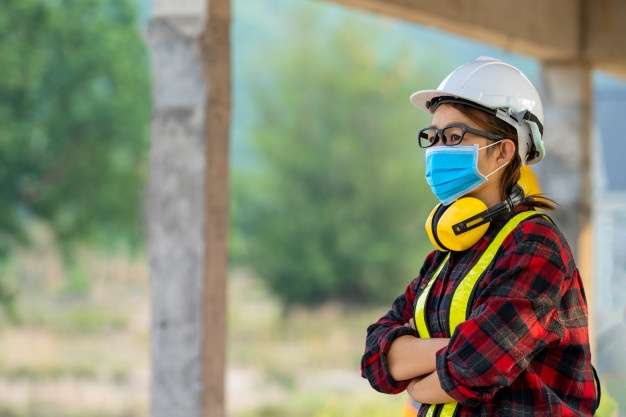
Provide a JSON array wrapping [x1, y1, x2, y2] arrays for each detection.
[[408, 371, 455, 404], [387, 336, 450, 381]]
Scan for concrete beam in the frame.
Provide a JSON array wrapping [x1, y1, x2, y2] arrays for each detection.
[[584, 0, 626, 78], [325, 0, 626, 77], [324, 0, 581, 61]]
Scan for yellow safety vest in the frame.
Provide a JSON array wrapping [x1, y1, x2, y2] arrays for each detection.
[[413, 211, 543, 417]]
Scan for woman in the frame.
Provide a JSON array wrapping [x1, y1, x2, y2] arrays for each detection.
[[361, 57, 599, 416]]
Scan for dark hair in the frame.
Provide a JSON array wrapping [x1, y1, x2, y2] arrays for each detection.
[[448, 102, 557, 211]]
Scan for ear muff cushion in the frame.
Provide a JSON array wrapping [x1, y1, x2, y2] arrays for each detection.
[[519, 165, 542, 196], [436, 197, 489, 252], [426, 204, 449, 252]]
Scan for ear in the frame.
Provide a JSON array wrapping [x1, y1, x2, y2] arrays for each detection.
[[496, 139, 516, 165]]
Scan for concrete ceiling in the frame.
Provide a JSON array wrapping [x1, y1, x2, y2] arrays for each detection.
[[325, 0, 626, 78]]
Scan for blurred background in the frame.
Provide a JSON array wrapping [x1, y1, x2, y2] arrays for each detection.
[[1, 0, 625, 416]]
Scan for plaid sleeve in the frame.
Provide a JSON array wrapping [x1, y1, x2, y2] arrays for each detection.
[[360, 251, 437, 394], [436, 218, 589, 405]]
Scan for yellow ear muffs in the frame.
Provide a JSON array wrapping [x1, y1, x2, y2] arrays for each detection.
[[426, 197, 490, 252], [426, 204, 450, 252], [518, 165, 542, 196]]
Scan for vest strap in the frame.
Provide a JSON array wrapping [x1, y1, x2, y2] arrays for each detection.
[[414, 252, 450, 338], [448, 210, 542, 332]]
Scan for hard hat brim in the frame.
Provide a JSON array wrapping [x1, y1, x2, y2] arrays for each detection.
[[410, 90, 486, 115], [410, 90, 446, 114]]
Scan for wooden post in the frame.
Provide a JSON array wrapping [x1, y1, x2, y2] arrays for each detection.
[[200, 1, 231, 416]]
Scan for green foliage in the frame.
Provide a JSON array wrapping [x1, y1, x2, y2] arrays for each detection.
[[232, 5, 443, 306], [599, 374, 625, 417], [0, 0, 150, 304], [594, 387, 618, 417]]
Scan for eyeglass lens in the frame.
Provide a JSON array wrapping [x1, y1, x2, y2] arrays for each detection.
[[419, 126, 465, 147]]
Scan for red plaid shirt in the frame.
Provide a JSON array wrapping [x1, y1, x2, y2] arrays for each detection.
[[361, 206, 598, 416]]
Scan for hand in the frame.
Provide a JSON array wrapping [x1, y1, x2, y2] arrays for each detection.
[[404, 318, 416, 330]]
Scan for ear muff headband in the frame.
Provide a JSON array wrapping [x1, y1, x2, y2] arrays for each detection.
[[452, 184, 525, 235], [425, 184, 525, 252]]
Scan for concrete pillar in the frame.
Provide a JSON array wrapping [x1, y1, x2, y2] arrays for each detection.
[[147, 4, 206, 416], [147, 0, 230, 416], [538, 62, 594, 350], [537, 62, 592, 258]]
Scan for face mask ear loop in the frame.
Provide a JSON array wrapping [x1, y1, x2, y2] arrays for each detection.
[[478, 141, 501, 152], [485, 160, 509, 179], [478, 140, 509, 179]]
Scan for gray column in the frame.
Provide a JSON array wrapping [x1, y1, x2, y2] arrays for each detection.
[[146, 2, 207, 417], [537, 62, 592, 258]]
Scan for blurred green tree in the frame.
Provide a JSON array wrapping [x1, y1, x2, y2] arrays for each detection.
[[231, 6, 444, 306], [0, 0, 150, 305]]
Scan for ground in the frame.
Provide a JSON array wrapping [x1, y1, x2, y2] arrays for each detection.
[[0, 240, 405, 417]]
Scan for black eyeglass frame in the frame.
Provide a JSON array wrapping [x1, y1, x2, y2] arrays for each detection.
[[417, 124, 504, 148]]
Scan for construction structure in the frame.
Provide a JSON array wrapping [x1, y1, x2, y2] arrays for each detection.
[[146, 1, 626, 416]]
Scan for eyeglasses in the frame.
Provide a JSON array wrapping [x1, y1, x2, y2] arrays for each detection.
[[417, 124, 504, 148]]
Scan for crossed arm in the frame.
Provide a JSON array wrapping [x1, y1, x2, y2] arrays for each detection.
[[387, 321, 455, 404]]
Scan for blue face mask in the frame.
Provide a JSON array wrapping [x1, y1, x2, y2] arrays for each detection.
[[425, 143, 505, 206]]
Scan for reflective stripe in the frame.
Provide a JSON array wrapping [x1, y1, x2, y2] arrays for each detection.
[[423, 401, 457, 417], [414, 253, 450, 338], [448, 211, 540, 332], [424, 405, 437, 417], [414, 211, 545, 417], [440, 402, 457, 417], [414, 253, 455, 417]]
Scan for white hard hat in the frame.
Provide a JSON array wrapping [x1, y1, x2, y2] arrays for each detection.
[[410, 56, 545, 165]]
